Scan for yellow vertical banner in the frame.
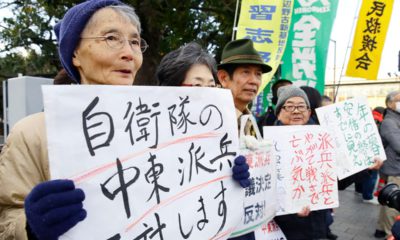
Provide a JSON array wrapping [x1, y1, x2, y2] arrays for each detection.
[[346, 0, 394, 80], [236, 0, 294, 93]]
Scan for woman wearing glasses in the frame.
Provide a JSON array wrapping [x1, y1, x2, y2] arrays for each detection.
[[156, 42, 251, 188], [271, 85, 330, 240], [274, 85, 311, 126], [157, 43, 254, 240], [0, 1, 148, 239]]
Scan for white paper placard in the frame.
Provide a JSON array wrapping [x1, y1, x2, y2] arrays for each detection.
[[230, 133, 277, 237], [263, 125, 339, 215], [43, 85, 244, 240], [316, 96, 386, 179], [254, 220, 286, 240]]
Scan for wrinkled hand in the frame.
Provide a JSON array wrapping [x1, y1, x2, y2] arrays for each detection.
[[297, 206, 310, 217], [25, 179, 86, 240], [368, 157, 383, 170], [232, 155, 251, 188]]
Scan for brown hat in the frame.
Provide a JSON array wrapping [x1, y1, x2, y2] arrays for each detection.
[[218, 39, 272, 73]]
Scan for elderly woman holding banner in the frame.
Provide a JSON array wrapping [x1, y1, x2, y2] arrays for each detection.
[[0, 1, 249, 239], [272, 85, 382, 240], [271, 85, 327, 240]]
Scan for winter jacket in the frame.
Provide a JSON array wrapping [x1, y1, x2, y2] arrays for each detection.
[[236, 108, 256, 136], [227, 108, 256, 240], [379, 109, 400, 176], [0, 112, 49, 240], [274, 210, 327, 240]]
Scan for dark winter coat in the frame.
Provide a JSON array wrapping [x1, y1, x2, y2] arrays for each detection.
[[273, 119, 329, 240]]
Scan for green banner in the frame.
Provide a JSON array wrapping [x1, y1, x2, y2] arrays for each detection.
[[280, 0, 338, 94], [251, 75, 278, 118]]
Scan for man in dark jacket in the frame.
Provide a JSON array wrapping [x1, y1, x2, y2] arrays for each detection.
[[376, 91, 400, 237], [217, 39, 272, 240]]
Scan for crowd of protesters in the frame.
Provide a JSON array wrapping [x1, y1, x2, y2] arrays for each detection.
[[0, 0, 398, 240]]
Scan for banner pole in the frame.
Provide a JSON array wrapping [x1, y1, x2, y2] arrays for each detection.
[[232, 0, 241, 40], [334, 0, 361, 102]]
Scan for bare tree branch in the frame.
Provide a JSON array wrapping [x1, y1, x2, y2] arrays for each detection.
[[0, 2, 15, 9]]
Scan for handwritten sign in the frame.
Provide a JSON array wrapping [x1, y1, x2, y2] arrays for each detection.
[[230, 131, 277, 236], [43, 86, 244, 240], [316, 96, 386, 179], [263, 125, 339, 215], [254, 220, 286, 240]]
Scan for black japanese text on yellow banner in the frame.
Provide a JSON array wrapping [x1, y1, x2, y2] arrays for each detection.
[[346, 0, 393, 80], [236, 0, 294, 93]]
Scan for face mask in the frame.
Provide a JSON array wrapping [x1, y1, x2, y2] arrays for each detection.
[[396, 102, 400, 113]]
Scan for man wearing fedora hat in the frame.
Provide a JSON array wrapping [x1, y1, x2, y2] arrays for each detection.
[[217, 39, 272, 134], [218, 39, 272, 240]]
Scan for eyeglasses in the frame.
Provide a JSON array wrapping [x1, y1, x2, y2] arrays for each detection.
[[281, 105, 309, 112], [81, 33, 148, 53]]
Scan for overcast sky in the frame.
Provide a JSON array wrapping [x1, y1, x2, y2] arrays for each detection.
[[1, 1, 399, 81], [325, 0, 400, 83]]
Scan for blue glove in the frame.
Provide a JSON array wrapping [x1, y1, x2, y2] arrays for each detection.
[[232, 155, 251, 188], [25, 179, 87, 240]]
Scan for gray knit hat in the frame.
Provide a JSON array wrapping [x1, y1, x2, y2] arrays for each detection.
[[275, 85, 310, 115]]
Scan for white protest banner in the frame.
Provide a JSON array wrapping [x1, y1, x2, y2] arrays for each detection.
[[254, 220, 286, 240], [316, 96, 386, 179], [263, 125, 338, 215], [230, 115, 277, 237], [43, 85, 244, 240]]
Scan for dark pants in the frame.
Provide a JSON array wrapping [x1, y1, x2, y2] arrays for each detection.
[[355, 170, 378, 200]]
